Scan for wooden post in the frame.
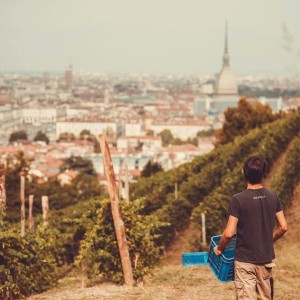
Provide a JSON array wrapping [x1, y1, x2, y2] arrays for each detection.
[[42, 195, 49, 227], [0, 164, 6, 207], [20, 175, 25, 237], [29, 195, 35, 233], [99, 134, 134, 286], [124, 159, 129, 204], [118, 172, 123, 199], [201, 212, 207, 245], [175, 182, 178, 200]]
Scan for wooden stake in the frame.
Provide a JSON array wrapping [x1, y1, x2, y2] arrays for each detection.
[[20, 175, 25, 237], [29, 195, 35, 233], [42, 195, 49, 227], [175, 182, 178, 200], [118, 172, 123, 199], [124, 159, 129, 204], [201, 212, 207, 245], [99, 134, 134, 286], [0, 164, 6, 207]]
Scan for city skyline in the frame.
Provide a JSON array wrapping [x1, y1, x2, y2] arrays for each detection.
[[0, 0, 300, 75]]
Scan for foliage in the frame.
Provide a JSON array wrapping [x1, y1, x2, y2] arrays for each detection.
[[79, 130, 101, 153], [5, 152, 31, 222], [141, 161, 163, 177], [158, 129, 198, 146], [146, 129, 154, 136], [191, 110, 300, 242], [58, 132, 76, 142], [271, 135, 300, 208], [5, 152, 101, 222], [238, 85, 300, 98], [197, 128, 215, 138], [158, 129, 173, 146], [0, 226, 58, 299], [9, 130, 28, 143], [76, 199, 168, 284], [34, 131, 49, 144], [131, 109, 300, 250], [215, 97, 276, 145], [60, 155, 96, 175]]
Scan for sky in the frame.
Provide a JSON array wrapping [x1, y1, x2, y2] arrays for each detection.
[[0, 0, 300, 75]]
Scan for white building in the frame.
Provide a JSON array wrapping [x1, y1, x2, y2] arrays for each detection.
[[56, 116, 120, 140], [125, 120, 143, 136], [151, 120, 212, 140], [117, 136, 162, 150], [21, 106, 67, 124]]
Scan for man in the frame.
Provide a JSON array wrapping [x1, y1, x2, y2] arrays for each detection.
[[214, 156, 288, 300]]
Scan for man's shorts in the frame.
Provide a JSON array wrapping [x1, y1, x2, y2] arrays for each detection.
[[234, 260, 273, 300]]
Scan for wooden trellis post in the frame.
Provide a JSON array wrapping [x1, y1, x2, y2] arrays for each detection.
[[29, 195, 35, 233], [175, 182, 178, 200], [201, 212, 207, 245], [118, 172, 123, 199], [42, 195, 49, 227], [124, 159, 129, 204], [0, 164, 6, 207], [20, 173, 26, 237], [99, 134, 134, 286]]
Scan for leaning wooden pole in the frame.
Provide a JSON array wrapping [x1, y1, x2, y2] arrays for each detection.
[[28, 195, 35, 233], [99, 134, 134, 286], [20, 174, 26, 237], [0, 164, 7, 207]]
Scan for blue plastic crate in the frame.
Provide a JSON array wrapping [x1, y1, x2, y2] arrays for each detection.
[[182, 252, 208, 266], [207, 235, 236, 282]]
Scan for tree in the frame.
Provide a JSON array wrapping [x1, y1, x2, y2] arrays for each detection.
[[141, 160, 163, 177], [9, 130, 28, 143], [60, 156, 96, 175], [34, 131, 49, 144], [146, 129, 154, 136], [80, 129, 91, 137], [197, 128, 215, 138], [215, 97, 276, 145], [79, 130, 101, 153], [58, 132, 76, 142], [158, 129, 174, 146], [5, 152, 31, 222]]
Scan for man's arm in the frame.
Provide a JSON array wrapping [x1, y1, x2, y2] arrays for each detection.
[[273, 210, 288, 242], [214, 215, 238, 255]]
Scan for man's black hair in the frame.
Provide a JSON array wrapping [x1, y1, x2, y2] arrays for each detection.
[[243, 156, 267, 184]]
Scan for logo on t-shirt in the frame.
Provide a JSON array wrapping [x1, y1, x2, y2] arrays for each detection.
[[253, 196, 266, 200]]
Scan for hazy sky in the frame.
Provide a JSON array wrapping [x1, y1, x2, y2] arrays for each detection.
[[0, 0, 300, 74]]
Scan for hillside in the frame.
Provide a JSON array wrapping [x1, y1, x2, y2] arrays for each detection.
[[28, 139, 300, 300]]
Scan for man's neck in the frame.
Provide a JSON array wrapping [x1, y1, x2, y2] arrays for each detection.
[[247, 183, 264, 189]]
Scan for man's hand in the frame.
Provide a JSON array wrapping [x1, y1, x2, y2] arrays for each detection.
[[213, 246, 222, 256]]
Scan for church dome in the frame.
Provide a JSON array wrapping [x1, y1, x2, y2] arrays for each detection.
[[215, 65, 238, 95]]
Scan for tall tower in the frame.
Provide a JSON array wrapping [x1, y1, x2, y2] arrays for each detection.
[[223, 21, 230, 67], [65, 65, 73, 90], [214, 22, 238, 97]]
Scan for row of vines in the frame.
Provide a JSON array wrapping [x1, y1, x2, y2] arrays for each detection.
[[2, 109, 300, 296], [271, 134, 300, 208], [131, 109, 300, 246], [77, 109, 300, 285], [191, 110, 300, 239]]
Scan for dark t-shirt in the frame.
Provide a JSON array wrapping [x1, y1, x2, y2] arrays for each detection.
[[227, 187, 282, 264]]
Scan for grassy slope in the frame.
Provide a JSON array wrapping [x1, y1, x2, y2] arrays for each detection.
[[28, 148, 300, 300]]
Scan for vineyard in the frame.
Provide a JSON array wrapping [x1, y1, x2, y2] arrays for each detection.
[[0, 108, 300, 299]]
